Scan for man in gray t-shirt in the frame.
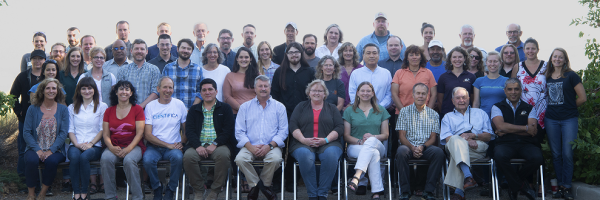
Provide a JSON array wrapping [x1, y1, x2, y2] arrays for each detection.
[[302, 34, 320, 68]]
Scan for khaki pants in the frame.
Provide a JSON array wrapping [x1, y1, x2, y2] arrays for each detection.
[[234, 147, 282, 187], [443, 135, 488, 190], [183, 145, 231, 192]]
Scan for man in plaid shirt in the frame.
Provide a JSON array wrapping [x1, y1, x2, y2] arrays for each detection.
[[162, 38, 204, 109], [394, 83, 445, 200]]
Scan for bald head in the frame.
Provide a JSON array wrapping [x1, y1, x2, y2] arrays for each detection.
[[505, 23, 522, 44], [193, 23, 209, 42], [112, 40, 127, 60]]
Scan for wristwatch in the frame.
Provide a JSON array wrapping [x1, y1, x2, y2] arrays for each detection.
[[212, 141, 218, 146], [268, 144, 274, 150]]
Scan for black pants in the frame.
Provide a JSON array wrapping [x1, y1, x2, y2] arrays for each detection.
[[395, 145, 445, 193], [493, 141, 543, 192]]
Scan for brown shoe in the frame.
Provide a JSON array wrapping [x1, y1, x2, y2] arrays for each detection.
[[37, 193, 45, 200], [260, 186, 277, 200], [205, 190, 219, 200], [450, 193, 466, 200], [26, 195, 36, 200], [247, 186, 260, 200], [463, 177, 478, 190]]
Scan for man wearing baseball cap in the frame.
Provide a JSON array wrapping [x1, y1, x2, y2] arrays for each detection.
[[425, 40, 446, 82], [272, 22, 298, 65], [356, 12, 406, 63]]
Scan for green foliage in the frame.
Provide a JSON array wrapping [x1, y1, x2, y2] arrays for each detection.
[[0, 92, 15, 117], [0, 0, 8, 6], [569, 0, 600, 185], [0, 170, 24, 192]]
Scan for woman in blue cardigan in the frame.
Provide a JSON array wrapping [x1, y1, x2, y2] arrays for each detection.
[[23, 78, 69, 200]]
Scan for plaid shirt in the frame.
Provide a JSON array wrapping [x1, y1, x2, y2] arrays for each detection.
[[261, 61, 280, 81], [162, 60, 204, 109], [117, 62, 161, 104], [396, 103, 440, 146], [200, 104, 216, 146]]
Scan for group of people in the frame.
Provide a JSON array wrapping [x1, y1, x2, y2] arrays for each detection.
[[10, 12, 586, 200]]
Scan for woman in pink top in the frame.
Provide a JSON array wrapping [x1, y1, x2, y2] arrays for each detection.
[[222, 47, 260, 114]]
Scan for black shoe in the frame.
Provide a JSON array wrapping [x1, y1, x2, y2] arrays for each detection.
[[479, 186, 492, 196], [399, 192, 411, 200], [272, 183, 281, 194], [520, 182, 536, 200], [247, 186, 260, 200], [144, 182, 153, 194], [508, 190, 518, 200], [317, 196, 327, 200], [309, 197, 318, 200], [61, 181, 72, 192], [330, 188, 338, 195], [553, 187, 565, 198], [260, 186, 277, 200], [564, 187, 574, 200], [45, 186, 53, 196], [285, 183, 294, 193], [355, 185, 367, 195], [153, 185, 163, 200], [422, 191, 436, 200], [163, 186, 174, 200]]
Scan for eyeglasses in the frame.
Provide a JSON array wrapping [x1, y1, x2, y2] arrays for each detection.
[[506, 31, 520, 35], [113, 46, 126, 51], [219, 37, 232, 41], [45, 59, 57, 64], [470, 55, 481, 60], [93, 56, 105, 60], [287, 51, 301, 55], [503, 51, 516, 55], [52, 50, 65, 54], [310, 90, 324, 93]]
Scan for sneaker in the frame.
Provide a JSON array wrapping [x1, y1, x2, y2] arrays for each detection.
[[421, 191, 436, 200], [153, 185, 163, 200], [45, 186, 53, 196], [61, 181, 72, 192], [399, 192, 411, 200], [163, 187, 174, 200], [144, 182, 153, 194], [564, 187, 574, 200], [553, 187, 564, 198]]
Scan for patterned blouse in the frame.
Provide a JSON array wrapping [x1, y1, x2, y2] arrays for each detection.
[[37, 117, 57, 151], [515, 61, 547, 128]]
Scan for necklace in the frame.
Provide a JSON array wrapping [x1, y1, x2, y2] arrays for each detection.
[[42, 104, 53, 111], [409, 67, 419, 72]]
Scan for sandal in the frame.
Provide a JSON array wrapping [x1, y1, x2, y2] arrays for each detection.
[[89, 184, 97, 194], [371, 191, 384, 200], [347, 176, 360, 192], [98, 183, 104, 193], [241, 181, 251, 193]]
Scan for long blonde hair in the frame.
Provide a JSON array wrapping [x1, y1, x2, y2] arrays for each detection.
[[257, 41, 274, 75], [352, 82, 381, 114]]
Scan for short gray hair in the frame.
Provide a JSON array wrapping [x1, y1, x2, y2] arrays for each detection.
[[157, 76, 173, 88], [506, 23, 521, 31], [305, 79, 329, 99], [460, 24, 474, 34], [452, 87, 469, 98], [504, 78, 522, 89], [412, 83, 429, 94], [254, 75, 270, 86]]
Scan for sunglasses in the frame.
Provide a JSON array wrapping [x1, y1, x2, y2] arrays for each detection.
[[113, 46, 126, 51], [45, 59, 57, 64], [470, 55, 481, 60]]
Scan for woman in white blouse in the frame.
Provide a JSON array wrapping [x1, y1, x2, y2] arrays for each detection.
[[315, 24, 343, 60], [67, 77, 108, 200]]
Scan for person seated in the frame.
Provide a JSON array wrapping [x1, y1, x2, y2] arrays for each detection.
[[100, 80, 146, 200], [23, 78, 69, 200], [344, 82, 390, 200], [234, 75, 288, 200], [142, 77, 188, 200], [395, 83, 445, 200], [491, 78, 542, 200], [289, 80, 344, 200], [440, 87, 494, 200], [183, 78, 235, 200]]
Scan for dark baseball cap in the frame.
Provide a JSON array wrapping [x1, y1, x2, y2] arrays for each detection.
[[30, 50, 46, 59]]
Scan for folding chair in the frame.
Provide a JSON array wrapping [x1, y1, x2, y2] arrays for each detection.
[[491, 158, 545, 200], [343, 155, 392, 200], [398, 159, 447, 200], [293, 159, 342, 200], [182, 160, 231, 200], [236, 160, 285, 200], [444, 157, 498, 200]]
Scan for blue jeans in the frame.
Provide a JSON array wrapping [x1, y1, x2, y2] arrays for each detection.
[[545, 117, 578, 188], [68, 146, 102, 194], [17, 122, 26, 178], [142, 144, 183, 192], [25, 150, 66, 188], [292, 146, 342, 198]]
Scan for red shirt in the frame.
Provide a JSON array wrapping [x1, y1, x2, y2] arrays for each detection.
[[103, 105, 146, 153], [313, 109, 321, 138]]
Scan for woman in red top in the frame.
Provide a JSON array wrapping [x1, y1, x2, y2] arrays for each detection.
[[100, 80, 146, 200]]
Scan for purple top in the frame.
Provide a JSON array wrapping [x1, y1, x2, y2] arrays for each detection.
[[340, 64, 364, 106]]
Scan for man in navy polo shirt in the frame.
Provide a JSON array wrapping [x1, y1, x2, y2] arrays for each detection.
[[148, 34, 177, 73], [494, 23, 526, 62]]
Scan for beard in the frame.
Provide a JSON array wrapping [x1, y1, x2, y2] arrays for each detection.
[[245, 38, 253, 46], [179, 54, 190, 61], [305, 48, 315, 56], [289, 59, 300, 65], [430, 54, 442, 63], [462, 41, 472, 47]]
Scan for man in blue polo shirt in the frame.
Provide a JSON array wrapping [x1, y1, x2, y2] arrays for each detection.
[[356, 12, 406, 63], [378, 35, 403, 76], [146, 23, 178, 61], [494, 23, 526, 62], [425, 40, 447, 82]]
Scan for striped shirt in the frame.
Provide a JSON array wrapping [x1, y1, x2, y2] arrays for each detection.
[[261, 61, 280, 81], [235, 96, 288, 148], [200, 104, 216, 146], [162, 60, 204, 109], [117, 61, 161, 104], [396, 103, 440, 146]]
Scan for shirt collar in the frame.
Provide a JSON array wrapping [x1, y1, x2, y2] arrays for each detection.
[[370, 31, 390, 38], [505, 98, 521, 110], [452, 105, 471, 115]]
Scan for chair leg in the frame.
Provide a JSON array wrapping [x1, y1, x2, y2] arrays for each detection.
[[540, 165, 545, 200], [338, 160, 341, 200], [491, 160, 497, 200], [441, 165, 446, 200], [344, 159, 348, 200], [38, 168, 43, 189], [398, 169, 401, 198], [281, 160, 285, 200], [182, 172, 186, 200], [126, 181, 130, 200], [237, 166, 240, 200], [293, 162, 297, 200], [225, 168, 230, 200], [387, 160, 392, 200]]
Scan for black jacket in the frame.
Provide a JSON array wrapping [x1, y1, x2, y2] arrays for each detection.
[[10, 69, 38, 122], [184, 100, 235, 151]]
